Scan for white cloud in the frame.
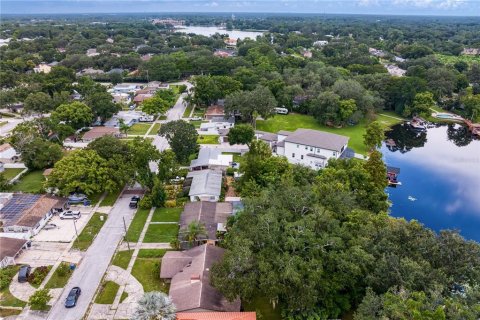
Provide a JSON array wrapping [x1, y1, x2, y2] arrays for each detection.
[[392, 0, 465, 8], [358, 0, 380, 6]]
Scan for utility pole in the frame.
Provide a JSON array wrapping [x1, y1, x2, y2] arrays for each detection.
[[123, 216, 130, 251]]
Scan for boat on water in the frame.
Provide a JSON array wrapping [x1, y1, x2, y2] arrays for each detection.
[[409, 116, 427, 131], [387, 166, 402, 187]]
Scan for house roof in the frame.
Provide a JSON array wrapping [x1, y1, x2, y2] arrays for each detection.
[[187, 170, 223, 198], [0, 237, 27, 261], [180, 201, 233, 240], [205, 105, 225, 117], [82, 127, 120, 141], [190, 148, 232, 169], [0, 143, 14, 153], [277, 130, 292, 137], [282, 129, 349, 152], [15, 196, 64, 228], [176, 312, 256, 320], [256, 131, 278, 142], [161, 244, 241, 312], [133, 93, 154, 103]]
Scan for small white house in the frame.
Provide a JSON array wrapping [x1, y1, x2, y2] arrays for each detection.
[[0, 144, 19, 163]]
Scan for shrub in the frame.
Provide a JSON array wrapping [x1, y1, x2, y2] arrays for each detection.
[[28, 266, 50, 287], [139, 195, 153, 209], [56, 263, 70, 277], [0, 266, 17, 290], [29, 289, 51, 310], [178, 84, 187, 93], [226, 167, 235, 176], [165, 200, 177, 208]]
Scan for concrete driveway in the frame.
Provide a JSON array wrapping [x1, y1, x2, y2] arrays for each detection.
[[47, 194, 140, 320], [15, 242, 70, 267], [33, 213, 90, 243]]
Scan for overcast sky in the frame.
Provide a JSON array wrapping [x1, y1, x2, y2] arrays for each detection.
[[2, 0, 480, 16]]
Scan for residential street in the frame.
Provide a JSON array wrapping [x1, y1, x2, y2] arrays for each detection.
[[47, 195, 140, 320]]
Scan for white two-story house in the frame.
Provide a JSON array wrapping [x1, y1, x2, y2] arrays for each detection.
[[273, 129, 349, 170]]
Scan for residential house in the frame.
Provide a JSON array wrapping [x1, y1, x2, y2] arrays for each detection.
[[190, 148, 232, 171], [0, 194, 66, 238], [462, 48, 479, 55], [204, 105, 226, 121], [81, 127, 121, 142], [0, 144, 19, 163], [111, 92, 131, 105], [160, 244, 241, 312], [224, 38, 237, 49], [111, 84, 139, 94], [104, 111, 152, 127], [147, 81, 169, 90], [302, 50, 313, 58], [76, 68, 105, 77], [213, 49, 236, 58], [274, 129, 349, 170], [185, 170, 223, 202], [106, 38, 114, 44], [179, 202, 233, 246], [0, 237, 28, 268], [256, 131, 279, 149], [33, 63, 52, 74], [86, 48, 100, 57], [313, 40, 328, 47], [133, 93, 154, 106], [176, 312, 256, 320]]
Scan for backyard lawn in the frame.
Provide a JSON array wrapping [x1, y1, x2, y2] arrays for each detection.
[[2, 168, 24, 181], [143, 224, 179, 243], [197, 135, 219, 145], [256, 113, 403, 155], [10, 170, 45, 193], [111, 250, 134, 270], [99, 189, 122, 206], [126, 208, 150, 242], [151, 207, 182, 223], [127, 123, 151, 135], [131, 251, 169, 293], [95, 281, 119, 304], [45, 262, 73, 289], [72, 213, 107, 251]]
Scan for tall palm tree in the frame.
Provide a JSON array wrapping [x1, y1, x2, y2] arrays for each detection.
[[183, 221, 207, 247], [131, 292, 176, 320]]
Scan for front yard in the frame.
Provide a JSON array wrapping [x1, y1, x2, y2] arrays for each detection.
[[143, 224, 179, 243], [99, 189, 122, 207], [131, 250, 169, 293], [197, 135, 219, 145], [126, 208, 150, 242], [0, 266, 26, 308], [111, 250, 134, 270], [10, 170, 45, 193], [127, 123, 152, 135], [72, 213, 107, 251], [151, 207, 182, 223], [44, 262, 73, 289], [95, 281, 119, 304]]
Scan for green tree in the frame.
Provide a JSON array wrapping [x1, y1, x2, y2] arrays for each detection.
[[85, 91, 121, 122], [51, 102, 94, 129], [29, 289, 51, 311], [191, 75, 242, 106], [363, 121, 384, 151], [141, 96, 170, 115], [129, 137, 161, 189], [182, 221, 207, 247], [22, 138, 63, 170], [159, 120, 198, 164], [338, 99, 357, 125], [118, 119, 129, 137], [227, 124, 255, 146], [109, 72, 123, 85], [151, 179, 167, 207], [364, 150, 388, 190], [225, 85, 277, 126], [157, 150, 180, 182], [404, 92, 435, 118], [461, 89, 480, 121], [23, 92, 53, 113], [47, 149, 120, 195]]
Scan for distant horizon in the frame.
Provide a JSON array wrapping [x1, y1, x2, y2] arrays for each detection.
[[2, 0, 480, 17]]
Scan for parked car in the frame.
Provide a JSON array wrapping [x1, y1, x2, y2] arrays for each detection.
[[18, 265, 31, 283], [129, 196, 141, 209], [68, 193, 87, 204], [190, 116, 202, 121], [59, 210, 81, 220], [64, 287, 81, 308]]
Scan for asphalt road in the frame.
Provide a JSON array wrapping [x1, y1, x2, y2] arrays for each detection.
[[47, 195, 140, 320]]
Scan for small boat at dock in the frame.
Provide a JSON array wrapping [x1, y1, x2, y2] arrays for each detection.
[[387, 166, 402, 187]]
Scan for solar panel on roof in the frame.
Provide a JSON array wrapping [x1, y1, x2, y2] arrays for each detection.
[[0, 194, 41, 226]]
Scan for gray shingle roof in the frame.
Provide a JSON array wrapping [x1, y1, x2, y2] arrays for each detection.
[[283, 129, 349, 152], [180, 202, 233, 240]]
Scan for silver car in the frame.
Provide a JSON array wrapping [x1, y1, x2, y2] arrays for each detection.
[[59, 210, 81, 220]]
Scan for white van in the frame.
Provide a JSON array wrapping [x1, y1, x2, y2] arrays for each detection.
[[275, 107, 289, 115]]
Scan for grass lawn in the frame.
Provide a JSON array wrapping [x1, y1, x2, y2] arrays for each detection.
[[126, 208, 150, 242], [2, 168, 24, 181], [99, 189, 122, 207], [149, 123, 161, 135], [120, 291, 128, 303], [10, 170, 45, 193], [143, 224, 179, 243], [137, 249, 168, 258], [95, 281, 119, 304], [45, 262, 73, 289], [0, 267, 26, 308], [197, 135, 219, 145], [190, 120, 208, 128], [151, 207, 182, 223], [0, 308, 22, 317], [257, 113, 402, 155], [111, 250, 134, 270], [131, 257, 169, 293], [127, 123, 151, 135], [435, 53, 480, 66], [183, 104, 194, 118], [243, 296, 282, 320], [72, 213, 107, 251]]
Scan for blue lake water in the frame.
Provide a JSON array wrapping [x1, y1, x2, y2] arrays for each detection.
[[382, 123, 480, 242]]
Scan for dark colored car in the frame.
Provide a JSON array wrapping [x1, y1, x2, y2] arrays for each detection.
[[65, 287, 81, 308], [18, 265, 31, 283], [129, 196, 141, 209]]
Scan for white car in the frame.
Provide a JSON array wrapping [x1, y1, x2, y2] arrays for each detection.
[[59, 210, 81, 220]]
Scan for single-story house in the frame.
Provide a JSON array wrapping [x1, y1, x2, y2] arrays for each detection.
[[104, 111, 152, 127], [190, 148, 232, 171], [81, 127, 121, 142], [135, 88, 157, 95], [185, 170, 223, 202], [213, 49, 236, 58], [0, 144, 19, 163], [224, 38, 237, 48], [33, 63, 52, 74], [275, 129, 349, 170], [199, 116, 235, 135], [111, 84, 139, 94], [204, 105, 226, 121], [256, 131, 279, 150], [160, 244, 241, 312], [176, 312, 256, 320], [147, 81, 169, 89], [111, 92, 131, 104], [133, 93, 154, 106], [76, 68, 105, 77], [0, 194, 66, 238], [179, 201, 233, 245], [0, 237, 28, 269]]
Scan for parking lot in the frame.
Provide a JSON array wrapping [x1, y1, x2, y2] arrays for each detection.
[[33, 209, 93, 242]]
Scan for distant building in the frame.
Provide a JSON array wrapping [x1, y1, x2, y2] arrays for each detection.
[[213, 49, 236, 58], [33, 63, 52, 74], [106, 38, 114, 44], [151, 18, 185, 26], [462, 48, 480, 55], [313, 40, 328, 47], [224, 38, 237, 48], [385, 64, 406, 77], [133, 93, 154, 106], [86, 48, 100, 57], [81, 127, 121, 142], [76, 68, 105, 77], [111, 92, 131, 105], [302, 50, 313, 58], [369, 48, 387, 58], [160, 244, 241, 312], [204, 105, 226, 121], [111, 83, 139, 94]]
